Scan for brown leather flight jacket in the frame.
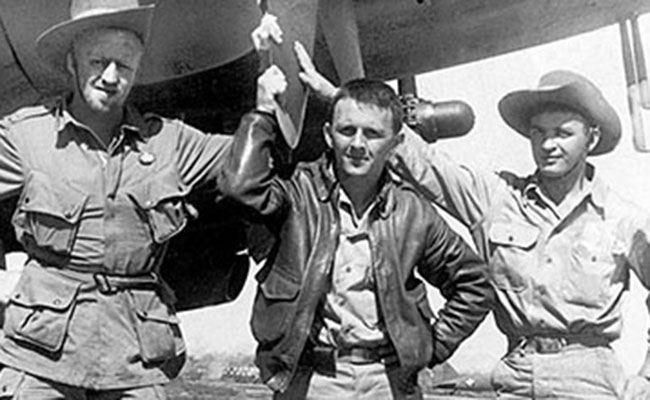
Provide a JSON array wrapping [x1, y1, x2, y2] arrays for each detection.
[[222, 112, 494, 385]]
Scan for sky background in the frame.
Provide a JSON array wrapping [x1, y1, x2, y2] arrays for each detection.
[[180, 16, 650, 376]]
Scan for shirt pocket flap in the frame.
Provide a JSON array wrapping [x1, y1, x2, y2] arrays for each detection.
[[488, 222, 539, 249], [131, 292, 181, 364], [19, 173, 88, 224], [259, 271, 301, 301], [4, 266, 80, 353], [128, 169, 188, 210], [127, 168, 190, 243], [10, 266, 79, 310], [0, 367, 24, 397]]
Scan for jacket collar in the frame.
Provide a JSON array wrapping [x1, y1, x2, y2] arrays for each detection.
[[312, 154, 397, 219]]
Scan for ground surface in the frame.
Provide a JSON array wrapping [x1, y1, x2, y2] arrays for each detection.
[[165, 379, 496, 399]]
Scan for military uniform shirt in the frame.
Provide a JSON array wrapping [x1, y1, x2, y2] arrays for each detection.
[[0, 100, 231, 389], [318, 188, 388, 349], [419, 148, 650, 345]]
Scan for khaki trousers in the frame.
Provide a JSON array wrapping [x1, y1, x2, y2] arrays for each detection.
[[0, 367, 166, 400], [490, 344, 626, 399], [275, 358, 422, 400]]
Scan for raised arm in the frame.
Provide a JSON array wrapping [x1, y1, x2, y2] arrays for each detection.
[[392, 127, 500, 230], [220, 66, 290, 217]]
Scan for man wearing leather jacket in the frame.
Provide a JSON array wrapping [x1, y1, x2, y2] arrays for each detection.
[[222, 67, 494, 399]]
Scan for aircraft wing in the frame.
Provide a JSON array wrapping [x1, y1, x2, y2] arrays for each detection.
[[3, 0, 650, 118], [357, 0, 650, 81], [1, 0, 649, 311]]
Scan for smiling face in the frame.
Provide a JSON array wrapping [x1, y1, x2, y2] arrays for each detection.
[[324, 98, 403, 184], [529, 109, 600, 179], [68, 28, 144, 114]]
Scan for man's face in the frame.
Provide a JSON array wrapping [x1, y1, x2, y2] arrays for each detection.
[[68, 29, 143, 113], [324, 98, 402, 182], [529, 110, 598, 179]]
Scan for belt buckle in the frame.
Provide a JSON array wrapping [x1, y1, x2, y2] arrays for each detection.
[[93, 273, 115, 294], [536, 337, 567, 354], [147, 271, 160, 286]]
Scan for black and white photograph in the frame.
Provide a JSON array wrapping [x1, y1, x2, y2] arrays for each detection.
[[1, 1, 650, 399]]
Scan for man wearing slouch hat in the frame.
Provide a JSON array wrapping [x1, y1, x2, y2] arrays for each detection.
[[0, 0, 271, 398]]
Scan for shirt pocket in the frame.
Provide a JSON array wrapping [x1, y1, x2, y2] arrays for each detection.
[[130, 291, 184, 364], [3, 265, 81, 354], [251, 269, 301, 345], [13, 172, 88, 255], [487, 221, 539, 292], [566, 240, 618, 308], [127, 167, 190, 244]]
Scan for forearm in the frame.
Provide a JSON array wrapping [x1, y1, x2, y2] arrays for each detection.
[[220, 111, 285, 215], [393, 127, 492, 228], [421, 215, 494, 365], [430, 248, 493, 365]]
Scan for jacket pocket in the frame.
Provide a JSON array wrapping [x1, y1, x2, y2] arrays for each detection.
[[3, 265, 80, 354], [13, 172, 88, 255], [487, 221, 538, 292], [252, 270, 301, 344], [413, 284, 435, 322], [127, 167, 190, 244], [131, 291, 184, 364]]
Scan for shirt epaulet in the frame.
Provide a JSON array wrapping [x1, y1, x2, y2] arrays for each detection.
[[2, 104, 52, 127]]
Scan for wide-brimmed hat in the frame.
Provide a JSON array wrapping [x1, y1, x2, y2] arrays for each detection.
[[498, 70, 621, 156], [36, 0, 154, 76]]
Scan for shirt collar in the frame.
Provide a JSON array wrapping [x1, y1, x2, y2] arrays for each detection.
[[586, 166, 608, 211], [313, 154, 396, 219], [523, 163, 607, 214], [55, 99, 150, 144]]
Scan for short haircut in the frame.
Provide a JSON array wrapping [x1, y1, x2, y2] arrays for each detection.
[[329, 79, 403, 134]]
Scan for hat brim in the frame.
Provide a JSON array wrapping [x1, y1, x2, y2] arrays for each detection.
[[498, 83, 621, 156], [36, 5, 154, 78]]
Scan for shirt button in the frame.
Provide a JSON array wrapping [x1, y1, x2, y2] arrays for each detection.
[[508, 235, 514, 242], [546, 257, 552, 264], [53, 299, 61, 306]]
